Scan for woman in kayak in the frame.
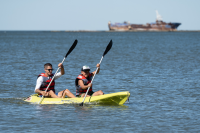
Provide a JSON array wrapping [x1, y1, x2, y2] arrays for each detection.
[[35, 63, 76, 98], [75, 64, 104, 97]]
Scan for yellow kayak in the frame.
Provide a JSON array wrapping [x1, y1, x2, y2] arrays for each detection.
[[24, 91, 130, 105]]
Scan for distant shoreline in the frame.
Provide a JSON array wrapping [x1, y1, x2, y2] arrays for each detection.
[[0, 30, 200, 32], [53, 30, 200, 32]]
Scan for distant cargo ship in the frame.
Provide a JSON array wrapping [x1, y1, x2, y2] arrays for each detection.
[[108, 11, 181, 31]]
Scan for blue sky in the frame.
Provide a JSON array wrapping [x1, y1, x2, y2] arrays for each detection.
[[1, 0, 199, 31]]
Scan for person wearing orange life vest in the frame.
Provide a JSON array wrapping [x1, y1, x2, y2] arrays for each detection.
[[35, 63, 76, 98], [75, 64, 104, 97]]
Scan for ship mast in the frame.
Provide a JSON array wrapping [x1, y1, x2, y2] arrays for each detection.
[[156, 10, 162, 21]]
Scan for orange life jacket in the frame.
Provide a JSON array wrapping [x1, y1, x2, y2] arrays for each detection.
[[75, 73, 92, 96], [38, 73, 55, 94]]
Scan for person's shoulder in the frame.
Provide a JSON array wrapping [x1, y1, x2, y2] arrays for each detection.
[[38, 73, 47, 77], [37, 76, 45, 82], [77, 75, 86, 79], [37, 73, 48, 79]]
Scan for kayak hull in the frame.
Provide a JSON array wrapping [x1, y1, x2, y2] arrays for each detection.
[[24, 91, 130, 105]]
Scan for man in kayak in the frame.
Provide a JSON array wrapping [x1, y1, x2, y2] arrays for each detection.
[[75, 64, 104, 97], [35, 63, 76, 98]]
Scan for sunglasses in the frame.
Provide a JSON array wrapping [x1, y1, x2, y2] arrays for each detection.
[[46, 69, 54, 72]]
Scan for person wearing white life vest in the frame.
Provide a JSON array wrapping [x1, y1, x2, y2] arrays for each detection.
[[75, 64, 104, 97], [35, 63, 76, 98]]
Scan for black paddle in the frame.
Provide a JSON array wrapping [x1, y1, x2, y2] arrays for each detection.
[[38, 39, 78, 104], [79, 40, 113, 106]]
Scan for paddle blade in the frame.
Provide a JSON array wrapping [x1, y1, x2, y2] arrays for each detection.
[[103, 40, 112, 57], [65, 39, 78, 58], [79, 102, 83, 106]]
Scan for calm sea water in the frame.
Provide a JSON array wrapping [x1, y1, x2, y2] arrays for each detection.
[[0, 31, 200, 132]]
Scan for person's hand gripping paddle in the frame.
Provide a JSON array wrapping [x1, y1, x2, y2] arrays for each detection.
[[38, 39, 78, 104], [79, 40, 113, 106]]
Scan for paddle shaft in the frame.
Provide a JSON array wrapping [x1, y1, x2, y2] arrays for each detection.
[[38, 40, 78, 104]]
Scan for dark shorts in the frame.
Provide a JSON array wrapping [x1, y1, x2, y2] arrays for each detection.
[[76, 91, 94, 97]]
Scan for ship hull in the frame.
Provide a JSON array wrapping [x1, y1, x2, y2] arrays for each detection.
[[108, 21, 181, 31]]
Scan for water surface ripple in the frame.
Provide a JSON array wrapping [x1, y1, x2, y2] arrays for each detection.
[[0, 31, 200, 132]]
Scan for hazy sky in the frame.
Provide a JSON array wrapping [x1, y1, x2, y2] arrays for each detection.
[[1, 0, 199, 31]]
